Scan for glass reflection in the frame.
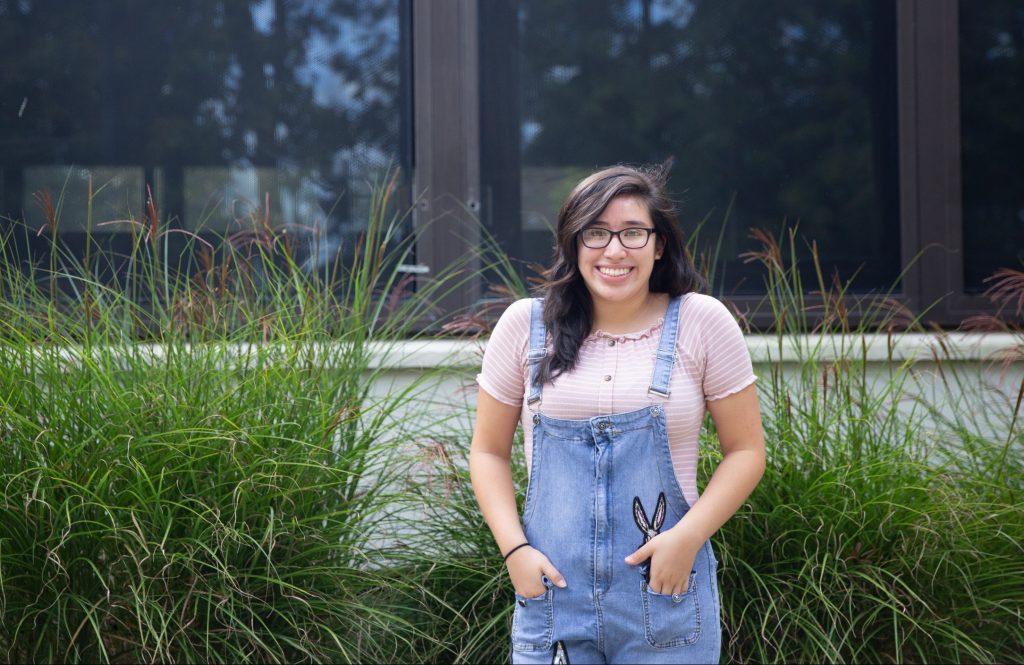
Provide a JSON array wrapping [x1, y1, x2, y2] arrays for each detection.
[[0, 0, 407, 275], [481, 0, 900, 295], [960, 0, 1024, 292]]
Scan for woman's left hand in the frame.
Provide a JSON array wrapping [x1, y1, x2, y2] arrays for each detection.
[[624, 524, 703, 595]]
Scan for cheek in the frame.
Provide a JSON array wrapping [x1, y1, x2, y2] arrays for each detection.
[[576, 246, 599, 266]]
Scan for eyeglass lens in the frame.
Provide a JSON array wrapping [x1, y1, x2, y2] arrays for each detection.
[[580, 228, 654, 249]]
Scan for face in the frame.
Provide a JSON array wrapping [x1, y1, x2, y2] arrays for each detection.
[[576, 195, 664, 309]]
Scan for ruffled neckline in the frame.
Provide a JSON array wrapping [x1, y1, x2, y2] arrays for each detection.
[[587, 317, 665, 343]]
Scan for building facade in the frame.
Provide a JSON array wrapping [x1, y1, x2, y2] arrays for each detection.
[[1, 0, 1021, 326]]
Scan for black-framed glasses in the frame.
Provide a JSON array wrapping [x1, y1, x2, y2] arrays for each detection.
[[579, 227, 657, 249]]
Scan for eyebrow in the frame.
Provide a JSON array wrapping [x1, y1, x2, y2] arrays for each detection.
[[588, 219, 650, 227]]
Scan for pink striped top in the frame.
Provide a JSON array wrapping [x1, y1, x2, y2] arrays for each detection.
[[476, 293, 757, 506]]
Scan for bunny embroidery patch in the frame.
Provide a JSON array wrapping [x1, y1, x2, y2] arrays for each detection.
[[551, 639, 570, 664], [632, 492, 667, 581]]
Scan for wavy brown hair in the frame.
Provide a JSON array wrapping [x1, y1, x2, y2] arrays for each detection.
[[535, 162, 704, 385]]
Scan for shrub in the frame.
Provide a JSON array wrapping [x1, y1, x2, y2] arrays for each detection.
[[1, 173, 1020, 663], [401, 227, 1023, 663], [0, 171, 469, 662]]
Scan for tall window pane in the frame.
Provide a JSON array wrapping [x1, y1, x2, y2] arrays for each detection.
[[960, 0, 1024, 293], [0, 0, 409, 275], [480, 0, 900, 296]]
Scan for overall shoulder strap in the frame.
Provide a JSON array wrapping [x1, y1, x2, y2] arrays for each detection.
[[526, 298, 546, 405], [648, 295, 685, 397]]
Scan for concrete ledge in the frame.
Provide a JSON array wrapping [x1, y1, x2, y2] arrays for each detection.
[[370, 333, 1021, 368], [743, 333, 1021, 364], [39, 333, 1021, 370]]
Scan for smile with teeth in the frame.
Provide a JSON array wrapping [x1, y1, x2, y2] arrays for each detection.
[[598, 266, 632, 277]]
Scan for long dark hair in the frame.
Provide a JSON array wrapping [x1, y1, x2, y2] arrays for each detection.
[[535, 162, 704, 385]]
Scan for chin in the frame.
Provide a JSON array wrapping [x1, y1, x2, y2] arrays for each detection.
[[589, 286, 647, 304]]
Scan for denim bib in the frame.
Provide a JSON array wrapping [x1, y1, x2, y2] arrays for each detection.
[[511, 296, 721, 664]]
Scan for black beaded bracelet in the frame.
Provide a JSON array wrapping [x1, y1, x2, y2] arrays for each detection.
[[503, 542, 531, 562]]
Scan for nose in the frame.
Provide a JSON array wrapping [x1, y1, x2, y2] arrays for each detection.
[[603, 234, 628, 256]]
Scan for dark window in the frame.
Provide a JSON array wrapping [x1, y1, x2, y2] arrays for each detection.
[[0, 0, 410, 276], [480, 0, 900, 297], [959, 0, 1024, 293]]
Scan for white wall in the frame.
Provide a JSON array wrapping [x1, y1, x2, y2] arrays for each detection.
[[368, 333, 1023, 443]]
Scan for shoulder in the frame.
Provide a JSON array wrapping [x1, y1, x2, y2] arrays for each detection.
[[478, 299, 538, 404], [487, 297, 537, 347], [678, 294, 755, 396], [496, 297, 537, 330], [680, 292, 740, 329], [677, 293, 747, 357]]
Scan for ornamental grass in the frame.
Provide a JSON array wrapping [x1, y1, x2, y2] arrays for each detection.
[[0, 175, 1020, 663]]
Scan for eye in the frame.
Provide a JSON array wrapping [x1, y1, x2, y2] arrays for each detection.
[[582, 228, 609, 239], [622, 229, 646, 239]]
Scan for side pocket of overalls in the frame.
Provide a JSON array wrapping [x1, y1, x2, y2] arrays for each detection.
[[639, 571, 701, 648], [510, 579, 554, 652]]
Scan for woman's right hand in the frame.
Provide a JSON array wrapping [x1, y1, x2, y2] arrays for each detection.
[[506, 545, 567, 598]]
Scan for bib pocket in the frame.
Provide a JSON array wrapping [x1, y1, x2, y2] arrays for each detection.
[[639, 571, 701, 648]]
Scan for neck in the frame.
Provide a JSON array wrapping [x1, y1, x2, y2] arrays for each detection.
[[591, 292, 667, 334]]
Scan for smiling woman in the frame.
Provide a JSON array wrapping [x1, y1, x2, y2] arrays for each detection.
[[469, 164, 766, 664], [575, 196, 664, 326], [534, 164, 702, 385]]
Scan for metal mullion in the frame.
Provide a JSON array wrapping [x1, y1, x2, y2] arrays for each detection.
[[941, 0, 1004, 320], [896, 0, 923, 320], [911, 0, 970, 326], [412, 0, 481, 322]]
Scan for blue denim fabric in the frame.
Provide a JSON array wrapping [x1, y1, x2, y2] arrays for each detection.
[[511, 296, 721, 664]]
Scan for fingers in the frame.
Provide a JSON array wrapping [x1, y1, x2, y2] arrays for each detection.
[[541, 560, 567, 588], [633, 539, 692, 594], [624, 541, 651, 565], [508, 548, 568, 596], [649, 575, 690, 596], [647, 564, 692, 595]]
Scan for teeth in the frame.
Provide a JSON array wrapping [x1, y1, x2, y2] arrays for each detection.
[[598, 267, 630, 277]]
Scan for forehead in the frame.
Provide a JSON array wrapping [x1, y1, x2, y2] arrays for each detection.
[[590, 195, 652, 227]]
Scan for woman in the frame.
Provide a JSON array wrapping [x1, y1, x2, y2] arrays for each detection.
[[470, 164, 765, 664]]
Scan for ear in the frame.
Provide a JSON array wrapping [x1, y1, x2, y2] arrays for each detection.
[[633, 496, 650, 531], [652, 492, 666, 530], [655, 236, 665, 260]]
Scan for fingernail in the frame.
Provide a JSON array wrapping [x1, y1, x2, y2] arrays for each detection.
[[557, 579, 567, 588]]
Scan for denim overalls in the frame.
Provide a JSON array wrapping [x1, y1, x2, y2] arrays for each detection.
[[510, 296, 721, 664]]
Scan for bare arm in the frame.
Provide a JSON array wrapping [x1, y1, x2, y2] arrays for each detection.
[[679, 381, 766, 542], [469, 388, 567, 597], [469, 388, 525, 554], [625, 382, 766, 594]]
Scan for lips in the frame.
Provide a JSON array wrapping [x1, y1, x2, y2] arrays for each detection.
[[597, 266, 632, 277]]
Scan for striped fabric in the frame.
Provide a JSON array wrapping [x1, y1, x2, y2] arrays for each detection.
[[477, 293, 757, 506]]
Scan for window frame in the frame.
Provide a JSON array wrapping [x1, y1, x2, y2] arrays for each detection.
[[412, 0, 1005, 329], [411, 0, 482, 317], [908, 0, 1000, 325]]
